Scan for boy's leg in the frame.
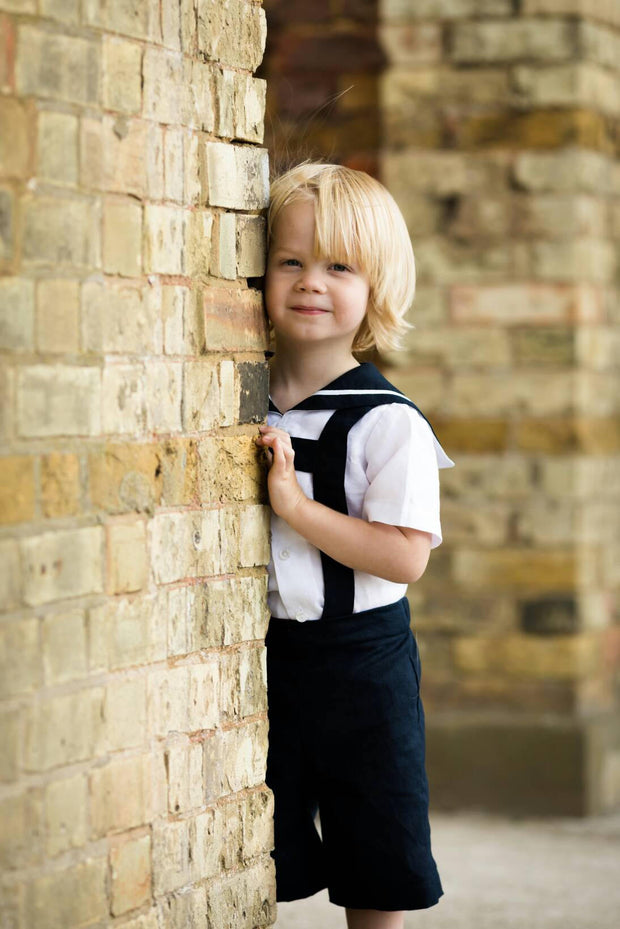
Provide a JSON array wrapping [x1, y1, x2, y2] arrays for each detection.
[[345, 909, 404, 929]]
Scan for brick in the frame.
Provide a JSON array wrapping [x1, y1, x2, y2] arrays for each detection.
[[90, 754, 155, 837], [17, 26, 100, 105], [383, 0, 512, 17], [164, 126, 185, 202], [450, 284, 604, 326], [0, 278, 34, 350], [513, 150, 613, 193], [44, 774, 88, 856], [102, 364, 147, 435], [404, 328, 511, 368], [165, 738, 204, 813], [0, 539, 22, 613], [236, 214, 266, 277], [0, 788, 43, 870], [380, 22, 443, 65], [0, 97, 31, 179], [522, 0, 620, 26], [25, 858, 107, 929], [577, 327, 620, 369], [513, 63, 620, 116], [42, 609, 87, 685], [143, 47, 184, 125], [17, 365, 101, 437], [234, 74, 266, 143], [205, 142, 269, 210], [440, 499, 510, 546], [88, 442, 162, 514], [220, 646, 268, 722], [211, 211, 237, 279], [36, 279, 80, 353], [101, 677, 147, 751], [151, 509, 220, 583], [0, 186, 14, 266], [151, 818, 191, 894], [23, 195, 100, 269], [21, 526, 104, 606], [517, 498, 576, 545], [383, 150, 468, 197], [201, 285, 269, 352], [189, 808, 223, 882], [513, 194, 607, 239], [453, 633, 601, 680], [0, 619, 39, 698], [183, 361, 237, 432], [82, 278, 162, 354], [110, 833, 151, 915], [512, 329, 575, 366], [103, 198, 142, 276], [531, 240, 616, 284], [162, 285, 187, 354], [197, 435, 264, 505], [185, 57, 216, 132], [204, 576, 268, 648], [106, 519, 148, 594], [0, 455, 35, 524], [102, 116, 150, 198], [89, 594, 166, 672], [0, 705, 20, 781], [577, 371, 620, 416], [205, 860, 275, 929], [186, 209, 214, 277], [102, 36, 142, 113], [578, 20, 620, 71], [148, 660, 219, 736], [198, 0, 267, 70], [453, 549, 577, 592], [37, 110, 78, 186], [24, 688, 104, 771], [447, 371, 574, 417], [144, 203, 186, 274], [40, 0, 80, 24], [452, 19, 575, 63], [204, 719, 268, 803], [146, 362, 183, 433], [83, 0, 161, 41], [41, 452, 81, 518]]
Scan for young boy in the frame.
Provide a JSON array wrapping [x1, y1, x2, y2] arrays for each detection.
[[256, 163, 453, 929]]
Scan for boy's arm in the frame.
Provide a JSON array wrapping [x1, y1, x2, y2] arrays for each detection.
[[257, 425, 432, 584]]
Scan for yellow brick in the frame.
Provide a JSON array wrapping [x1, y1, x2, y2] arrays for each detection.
[[89, 442, 161, 514], [101, 677, 147, 752], [103, 197, 142, 276], [102, 37, 142, 114], [197, 436, 264, 504], [41, 452, 81, 518], [106, 519, 148, 594], [453, 633, 602, 680], [37, 111, 78, 186], [36, 279, 80, 353], [44, 774, 88, 856], [24, 688, 104, 772], [453, 549, 577, 591], [42, 609, 87, 685], [110, 834, 151, 915], [0, 97, 32, 180], [90, 754, 154, 838], [0, 787, 43, 870], [0, 456, 35, 524], [25, 859, 107, 929]]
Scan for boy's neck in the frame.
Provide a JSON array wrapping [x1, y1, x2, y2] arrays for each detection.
[[269, 344, 360, 412]]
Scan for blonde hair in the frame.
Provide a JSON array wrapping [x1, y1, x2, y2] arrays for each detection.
[[267, 163, 415, 353]]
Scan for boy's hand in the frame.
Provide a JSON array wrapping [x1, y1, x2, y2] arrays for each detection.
[[256, 425, 307, 523]]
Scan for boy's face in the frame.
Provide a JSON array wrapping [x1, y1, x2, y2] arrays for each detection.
[[265, 199, 370, 355]]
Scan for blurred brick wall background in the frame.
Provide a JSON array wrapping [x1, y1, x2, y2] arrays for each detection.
[[0, 1, 275, 927], [261, 0, 620, 816]]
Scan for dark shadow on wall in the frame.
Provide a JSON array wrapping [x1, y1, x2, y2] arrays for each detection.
[[258, 0, 384, 176]]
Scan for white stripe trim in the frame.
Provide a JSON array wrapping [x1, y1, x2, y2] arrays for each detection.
[[314, 389, 403, 398]]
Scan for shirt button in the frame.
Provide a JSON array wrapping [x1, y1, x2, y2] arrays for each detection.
[[279, 549, 290, 561], [295, 609, 307, 622]]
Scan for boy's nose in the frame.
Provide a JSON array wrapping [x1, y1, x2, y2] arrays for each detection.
[[295, 270, 326, 293]]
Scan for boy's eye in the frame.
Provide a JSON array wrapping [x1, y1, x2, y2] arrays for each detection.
[[330, 263, 350, 273], [282, 258, 301, 267]]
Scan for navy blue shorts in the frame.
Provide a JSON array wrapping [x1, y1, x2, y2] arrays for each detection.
[[265, 597, 443, 911]]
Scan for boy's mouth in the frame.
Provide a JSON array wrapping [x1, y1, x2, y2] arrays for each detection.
[[290, 305, 329, 315]]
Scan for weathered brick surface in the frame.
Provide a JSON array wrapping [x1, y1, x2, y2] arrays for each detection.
[[1, 0, 274, 923]]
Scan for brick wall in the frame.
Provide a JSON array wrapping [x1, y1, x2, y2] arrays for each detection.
[[263, 0, 620, 815], [0, 1, 275, 926]]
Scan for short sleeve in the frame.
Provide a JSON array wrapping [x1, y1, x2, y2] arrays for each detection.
[[361, 405, 444, 548]]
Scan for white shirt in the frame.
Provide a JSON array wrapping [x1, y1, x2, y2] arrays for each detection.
[[267, 402, 454, 621]]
